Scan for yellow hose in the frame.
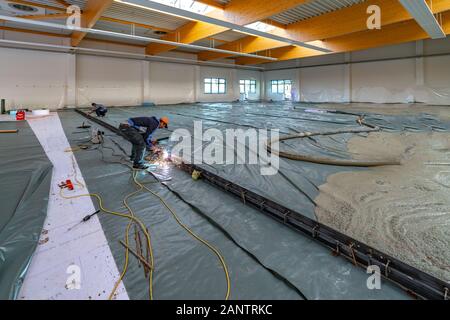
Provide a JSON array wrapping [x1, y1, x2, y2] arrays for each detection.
[[108, 172, 154, 300], [63, 146, 231, 300], [59, 185, 154, 300], [136, 177, 231, 300], [65, 153, 154, 299]]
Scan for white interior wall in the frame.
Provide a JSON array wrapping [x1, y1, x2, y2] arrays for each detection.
[[4, 31, 450, 109], [265, 69, 299, 101], [0, 47, 68, 109], [264, 37, 450, 105], [0, 32, 262, 109], [76, 55, 143, 106], [148, 61, 196, 105], [300, 64, 348, 103], [351, 58, 417, 103], [415, 55, 450, 105]]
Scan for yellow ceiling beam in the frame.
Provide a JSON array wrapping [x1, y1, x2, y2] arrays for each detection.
[[146, 21, 228, 55], [98, 16, 228, 45], [274, 0, 450, 43], [53, 0, 70, 8], [215, 0, 309, 26], [99, 16, 173, 33], [146, 0, 308, 55], [322, 12, 450, 53], [201, 0, 450, 62], [261, 19, 287, 30], [198, 36, 287, 61], [235, 10, 450, 65], [71, 0, 114, 47], [234, 46, 322, 65]]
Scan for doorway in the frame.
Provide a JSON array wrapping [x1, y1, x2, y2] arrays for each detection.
[[284, 80, 292, 100]]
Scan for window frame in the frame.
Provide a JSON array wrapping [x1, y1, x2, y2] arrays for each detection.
[[204, 77, 227, 94], [270, 79, 292, 94], [240, 79, 257, 94]]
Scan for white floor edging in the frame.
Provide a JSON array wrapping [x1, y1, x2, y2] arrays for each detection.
[[18, 113, 129, 300]]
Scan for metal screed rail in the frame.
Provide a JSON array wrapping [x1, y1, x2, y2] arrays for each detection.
[[74, 108, 449, 300]]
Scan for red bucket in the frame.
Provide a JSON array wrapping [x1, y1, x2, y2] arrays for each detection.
[[16, 110, 26, 121]]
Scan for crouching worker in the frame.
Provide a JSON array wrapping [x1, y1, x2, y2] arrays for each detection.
[[119, 116, 169, 170], [89, 103, 108, 117]]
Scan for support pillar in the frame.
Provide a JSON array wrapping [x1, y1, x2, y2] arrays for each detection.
[[343, 52, 352, 103], [142, 60, 151, 104], [65, 53, 77, 108]]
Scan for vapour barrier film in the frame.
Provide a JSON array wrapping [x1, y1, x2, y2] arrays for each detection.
[[0, 121, 52, 300]]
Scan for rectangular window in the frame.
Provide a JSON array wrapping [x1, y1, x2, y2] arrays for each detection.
[[204, 78, 226, 94], [240, 79, 257, 94], [271, 80, 292, 94], [271, 80, 278, 94]]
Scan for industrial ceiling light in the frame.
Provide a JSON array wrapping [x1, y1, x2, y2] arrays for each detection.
[[399, 0, 446, 39], [7, 3, 38, 12]]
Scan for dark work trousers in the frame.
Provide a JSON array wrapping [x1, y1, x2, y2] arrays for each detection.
[[121, 127, 146, 166], [96, 109, 107, 117]]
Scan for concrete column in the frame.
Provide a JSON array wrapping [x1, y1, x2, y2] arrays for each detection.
[[65, 53, 77, 107], [343, 52, 352, 103], [261, 71, 266, 101], [142, 60, 151, 104], [294, 60, 301, 102], [193, 65, 200, 102], [415, 40, 425, 86], [297, 67, 304, 102], [231, 68, 239, 101]]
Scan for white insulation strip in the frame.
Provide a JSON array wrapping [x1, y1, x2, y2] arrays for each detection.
[[18, 113, 129, 300]]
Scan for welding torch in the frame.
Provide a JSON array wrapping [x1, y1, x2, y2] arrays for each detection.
[[81, 210, 101, 223]]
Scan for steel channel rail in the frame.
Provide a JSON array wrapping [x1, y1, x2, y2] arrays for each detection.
[[74, 108, 449, 300]]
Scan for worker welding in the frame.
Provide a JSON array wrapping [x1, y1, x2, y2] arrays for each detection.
[[119, 116, 170, 169]]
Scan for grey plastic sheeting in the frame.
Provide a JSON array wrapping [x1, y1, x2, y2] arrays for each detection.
[[58, 111, 302, 300], [0, 121, 52, 300], [88, 102, 450, 220], [57, 108, 419, 300]]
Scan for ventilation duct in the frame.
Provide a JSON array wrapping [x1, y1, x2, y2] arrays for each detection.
[[399, 0, 446, 39], [0, 15, 278, 61]]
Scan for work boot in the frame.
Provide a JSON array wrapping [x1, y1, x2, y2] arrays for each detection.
[[133, 164, 149, 170]]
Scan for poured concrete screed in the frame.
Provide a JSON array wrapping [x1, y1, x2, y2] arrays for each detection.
[[315, 131, 450, 282]]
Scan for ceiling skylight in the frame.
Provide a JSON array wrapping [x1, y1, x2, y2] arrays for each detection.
[[245, 21, 276, 33], [150, 0, 215, 15]]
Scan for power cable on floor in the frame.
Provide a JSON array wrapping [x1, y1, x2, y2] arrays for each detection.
[[63, 129, 231, 300]]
